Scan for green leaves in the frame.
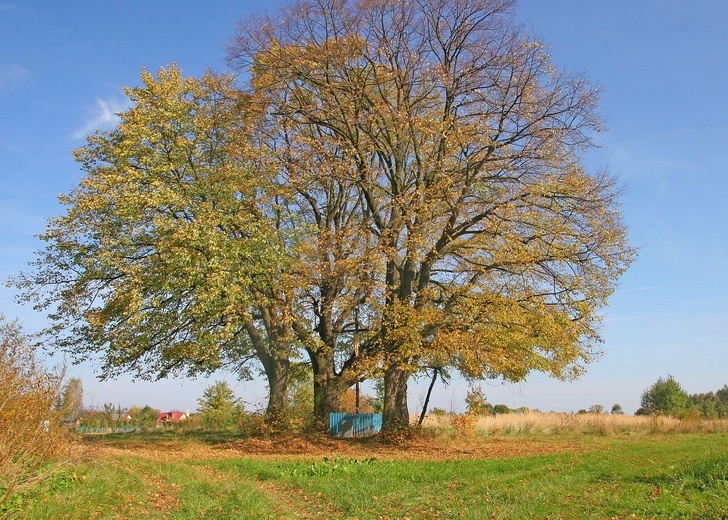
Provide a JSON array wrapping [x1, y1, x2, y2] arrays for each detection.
[[197, 380, 244, 429], [638, 375, 691, 417], [15, 65, 285, 380]]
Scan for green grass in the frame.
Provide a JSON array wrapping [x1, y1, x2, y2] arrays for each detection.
[[6, 432, 728, 519], [79, 427, 244, 446], [7, 456, 283, 519]]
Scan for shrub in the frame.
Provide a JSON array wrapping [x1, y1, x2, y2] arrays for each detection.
[[127, 405, 161, 429], [465, 386, 492, 416], [493, 404, 511, 415], [429, 407, 449, 417], [450, 413, 477, 435], [0, 316, 68, 507]]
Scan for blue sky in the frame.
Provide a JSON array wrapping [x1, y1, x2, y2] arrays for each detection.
[[1, 1, 726, 415]]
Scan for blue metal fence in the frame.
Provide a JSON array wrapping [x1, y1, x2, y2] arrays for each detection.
[[329, 413, 382, 437], [76, 426, 138, 434]]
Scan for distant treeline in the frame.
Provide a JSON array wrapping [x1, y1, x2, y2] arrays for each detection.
[[636, 376, 728, 418]]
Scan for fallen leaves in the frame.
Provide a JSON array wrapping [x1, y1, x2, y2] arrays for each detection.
[[86, 432, 584, 463]]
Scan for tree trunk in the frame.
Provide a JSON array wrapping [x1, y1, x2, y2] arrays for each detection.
[[308, 348, 350, 429], [262, 350, 289, 421], [313, 364, 345, 427], [244, 316, 290, 425], [382, 365, 410, 430], [417, 367, 439, 428], [295, 311, 353, 430]]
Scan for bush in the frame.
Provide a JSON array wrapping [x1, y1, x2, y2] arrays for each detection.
[[127, 405, 161, 429], [450, 413, 477, 435], [611, 403, 625, 415], [285, 362, 315, 431], [465, 386, 492, 416], [429, 407, 449, 417], [493, 404, 511, 415], [0, 316, 68, 507]]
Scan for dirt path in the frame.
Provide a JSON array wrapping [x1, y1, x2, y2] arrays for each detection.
[[69, 434, 592, 519]]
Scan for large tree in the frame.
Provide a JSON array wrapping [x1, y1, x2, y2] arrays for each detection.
[[14, 0, 634, 434], [12, 66, 296, 419], [229, 0, 634, 429]]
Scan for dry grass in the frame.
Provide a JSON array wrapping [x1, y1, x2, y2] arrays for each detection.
[[420, 410, 728, 436], [0, 316, 69, 508]]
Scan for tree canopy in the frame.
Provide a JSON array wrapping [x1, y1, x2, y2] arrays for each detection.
[[57, 377, 84, 419], [197, 380, 244, 429], [14, 0, 634, 432], [636, 376, 728, 419], [228, 0, 635, 427], [12, 66, 305, 420], [637, 375, 690, 417]]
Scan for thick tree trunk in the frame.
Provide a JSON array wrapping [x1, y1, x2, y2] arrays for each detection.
[[313, 364, 345, 426], [296, 308, 353, 430], [244, 316, 291, 426], [262, 350, 289, 421], [383, 365, 410, 430], [308, 348, 351, 429]]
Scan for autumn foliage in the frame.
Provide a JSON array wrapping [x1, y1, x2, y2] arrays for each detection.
[[0, 316, 68, 507], [14, 0, 634, 433], [229, 0, 635, 428]]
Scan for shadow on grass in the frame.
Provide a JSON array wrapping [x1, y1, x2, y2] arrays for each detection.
[[77, 425, 425, 450], [78, 428, 245, 446], [634, 450, 728, 493]]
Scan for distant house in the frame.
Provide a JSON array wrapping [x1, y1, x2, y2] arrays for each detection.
[[155, 411, 188, 426], [110, 413, 132, 423]]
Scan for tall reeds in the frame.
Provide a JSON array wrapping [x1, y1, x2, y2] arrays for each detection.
[[420, 410, 728, 436]]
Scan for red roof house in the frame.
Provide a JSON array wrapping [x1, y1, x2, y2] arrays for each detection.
[[155, 411, 188, 426]]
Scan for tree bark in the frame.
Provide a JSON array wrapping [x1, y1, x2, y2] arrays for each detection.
[[383, 365, 410, 430], [295, 317, 354, 429], [243, 316, 290, 423], [310, 351, 348, 428], [262, 349, 289, 421]]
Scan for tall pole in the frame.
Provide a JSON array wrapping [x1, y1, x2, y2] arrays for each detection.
[[354, 306, 360, 414]]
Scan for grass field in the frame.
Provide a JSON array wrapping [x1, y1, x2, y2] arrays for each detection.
[[4, 415, 727, 519]]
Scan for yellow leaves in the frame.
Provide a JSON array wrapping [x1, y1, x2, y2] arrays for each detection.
[[27, 63, 296, 381], [365, 282, 598, 384], [20, 0, 636, 415], [375, 298, 447, 372]]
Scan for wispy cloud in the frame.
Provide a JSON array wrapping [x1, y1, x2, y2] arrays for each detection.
[[72, 96, 129, 140], [0, 64, 30, 89], [613, 285, 665, 294]]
